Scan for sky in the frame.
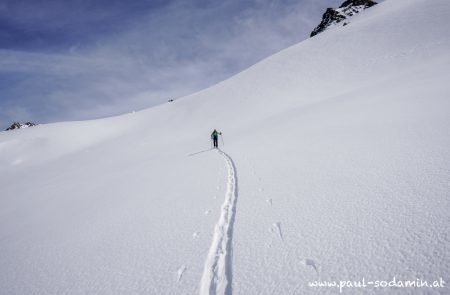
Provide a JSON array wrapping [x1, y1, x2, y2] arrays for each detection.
[[0, 0, 341, 128]]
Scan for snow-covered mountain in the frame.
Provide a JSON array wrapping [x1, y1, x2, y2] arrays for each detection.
[[1, 0, 449, 294], [310, 0, 377, 37], [5, 122, 37, 131]]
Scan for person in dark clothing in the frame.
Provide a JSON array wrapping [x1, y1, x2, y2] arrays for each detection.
[[211, 129, 222, 148]]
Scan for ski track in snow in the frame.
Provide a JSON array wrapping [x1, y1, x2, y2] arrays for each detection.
[[200, 149, 238, 295]]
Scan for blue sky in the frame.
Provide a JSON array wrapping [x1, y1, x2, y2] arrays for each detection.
[[0, 0, 340, 128]]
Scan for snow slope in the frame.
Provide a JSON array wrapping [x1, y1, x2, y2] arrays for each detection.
[[1, 0, 450, 294]]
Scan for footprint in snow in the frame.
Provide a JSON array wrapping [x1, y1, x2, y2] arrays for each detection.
[[266, 199, 272, 206], [301, 259, 318, 274], [204, 210, 211, 215], [192, 232, 200, 238], [258, 188, 264, 192], [177, 265, 187, 282], [269, 222, 283, 242]]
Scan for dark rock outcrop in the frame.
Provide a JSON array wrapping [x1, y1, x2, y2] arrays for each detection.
[[310, 0, 377, 37], [5, 122, 37, 131], [339, 0, 377, 9]]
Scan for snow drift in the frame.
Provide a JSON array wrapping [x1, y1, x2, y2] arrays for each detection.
[[1, 0, 449, 294]]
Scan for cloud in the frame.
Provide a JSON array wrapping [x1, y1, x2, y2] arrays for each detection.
[[0, 0, 341, 128]]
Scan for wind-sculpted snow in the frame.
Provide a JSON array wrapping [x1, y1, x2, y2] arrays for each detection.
[[200, 150, 238, 295]]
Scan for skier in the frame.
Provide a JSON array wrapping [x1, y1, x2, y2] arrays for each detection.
[[211, 129, 222, 149]]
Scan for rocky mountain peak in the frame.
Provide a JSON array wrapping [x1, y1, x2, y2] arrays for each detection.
[[310, 0, 377, 37]]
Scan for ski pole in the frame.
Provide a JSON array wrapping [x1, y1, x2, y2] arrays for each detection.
[[220, 134, 224, 146]]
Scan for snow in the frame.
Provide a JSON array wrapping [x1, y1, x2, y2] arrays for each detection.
[[1, 0, 450, 294]]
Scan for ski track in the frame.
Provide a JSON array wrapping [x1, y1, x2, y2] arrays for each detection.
[[199, 149, 239, 295]]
